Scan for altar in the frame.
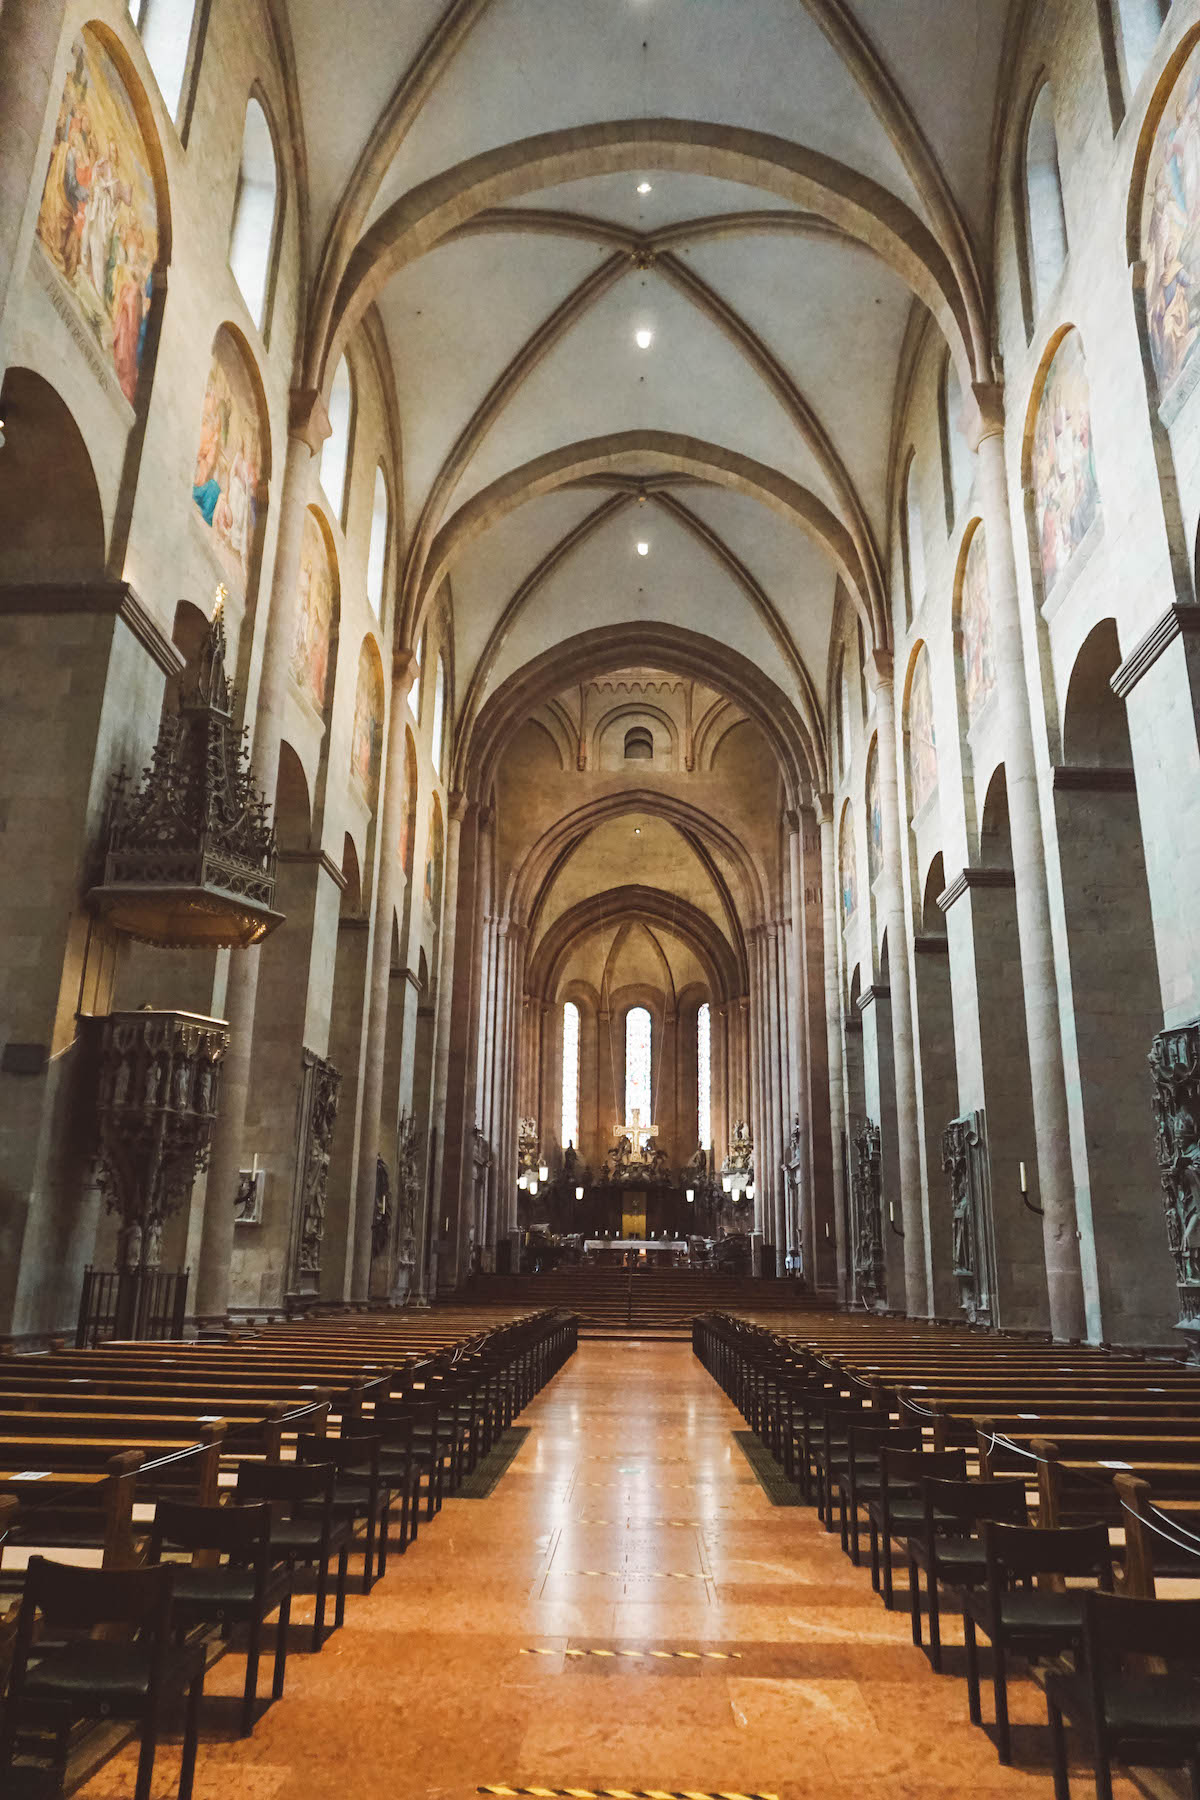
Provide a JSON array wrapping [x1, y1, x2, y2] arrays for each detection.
[[584, 1237, 690, 1267]]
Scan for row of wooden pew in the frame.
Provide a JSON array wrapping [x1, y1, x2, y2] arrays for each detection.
[[696, 1310, 1200, 1798], [0, 1306, 578, 1797]]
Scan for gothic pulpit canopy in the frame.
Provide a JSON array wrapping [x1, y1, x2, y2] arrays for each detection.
[[89, 592, 284, 948]]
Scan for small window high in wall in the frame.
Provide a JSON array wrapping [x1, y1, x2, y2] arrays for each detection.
[[229, 98, 279, 332], [367, 467, 389, 615], [320, 357, 353, 523], [940, 355, 973, 525], [128, 0, 196, 119], [902, 456, 926, 623], [1024, 85, 1069, 319], [1113, 0, 1170, 93], [624, 725, 654, 761], [432, 653, 447, 777]]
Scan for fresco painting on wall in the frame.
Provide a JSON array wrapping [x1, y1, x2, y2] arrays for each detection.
[[425, 799, 444, 916], [839, 806, 857, 925], [1144, 47, 1200, 396], [36, 30, 158, 406], [192, 329, 262, 591], [398, 732, 417, 875], [1032, 330, 1101, 595], [960, 525, 997, 724], [351, 642, 384, 802], [866, 742, 883, 887], [907, 646, 938, 817], [290, 511, 336, 715]]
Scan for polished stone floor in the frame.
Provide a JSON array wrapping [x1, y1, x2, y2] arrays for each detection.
[[78, 1340, 1138, 1799]]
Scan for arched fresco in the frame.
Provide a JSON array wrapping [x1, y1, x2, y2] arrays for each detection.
[[191, 326, 265, 593], [36, 28, 159, 406], [398, 728, 417, 879], [865, 738, 883, 887], [425, 793, 444, 916], [1143, 45, 1200, 397], [959, 522, 997, 724], [906, 644, 938, 817], [1031, 329, 1101, 595], [839, 800, 858, 925], [290, 509, 337, 716], [351, 637, 385, 805]]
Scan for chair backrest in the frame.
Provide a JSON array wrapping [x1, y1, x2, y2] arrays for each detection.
[[20, 1554, 174, 1632], [235, 1457, 334, 1507], [881, 1446, 967, 1488], [344, 1412, 413, 1450], [847, 1421, 921, 1459], [298, 1431, 379, 1473], [1083, 1590, 1200, 1665], [151, 1498, 271, 1561], [983, 1519, 1113, 1583], [920, 1474, 1029, 1532]]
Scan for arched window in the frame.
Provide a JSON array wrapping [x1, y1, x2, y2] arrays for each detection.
[[1024, 85, 1069, 317], [229, 98, 279, 332], [625, 1006, 653, 1127], [320, 358, 353, 523], [407, 629, 422, 716], [624, 725, 654, 761], [837, 651, 851, 778], [940, 355, 973, 525], [432, 653, 447, 777], [696, 1002, 711, 1152], [1113, 0, 1169, 92], [561, 1001, 580, 1154], [366, 467, 389, 615], [902, 456, 926, 623], [128, 0, 196, 119]]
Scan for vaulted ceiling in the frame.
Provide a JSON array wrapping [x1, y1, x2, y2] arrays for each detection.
[[285, 0, 1013, 787]]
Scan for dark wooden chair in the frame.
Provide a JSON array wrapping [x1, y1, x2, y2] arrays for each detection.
[[906, 1473, 1029, 1670], [296, 1431, 392, 1593], [342, 1413, 422, 1553], [834, 1420, 922, 1565], [963, 1519, 1114, 1762], [149, 1498, 292, 1734], [233, 1459, 350, 1650], [866, 1444, 967, 1608], [0, 1557, 206, 1800], [1045, 1592, 1200, 1800]]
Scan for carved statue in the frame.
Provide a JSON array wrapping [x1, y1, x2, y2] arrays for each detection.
[[371, 1153, 392, 1259], [1149, 1022, 1200, 1349], [686, 1144, 708, 1176], [563, 1141, 578, 1178], [851, 1121, 885, 1307], [941, 1110, 992, 1325], [292, 1051, 340, 1285]]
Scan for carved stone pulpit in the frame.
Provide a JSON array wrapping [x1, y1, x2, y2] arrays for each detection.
[[93, 1007, 227, 1270]]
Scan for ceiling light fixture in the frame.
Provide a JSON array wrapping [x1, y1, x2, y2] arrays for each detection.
[[637, 181, 652, 195], [635, 327, 653, 350], [636, 541, 650, 556]]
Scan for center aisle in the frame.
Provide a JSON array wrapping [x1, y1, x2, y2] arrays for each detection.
[[80, 1339, 1137, 1799]]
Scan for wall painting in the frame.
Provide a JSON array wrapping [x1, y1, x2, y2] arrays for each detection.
[[866, 740, 883, 887], [425, 797, 444, 917], [1031, 329, 1101, 596], [398, 730, 417, 876], [839, 805, 857, 926], [36, 30, 158, 406], [960, 524, 997, 725], [191, 328, 263, 592], [907, 645, 938, 818], [351, 640, 384, 803], [290, 510, 336, 716], [1144, 46, 1200, 396]]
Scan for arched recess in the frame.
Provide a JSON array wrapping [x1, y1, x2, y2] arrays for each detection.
[[320, 355, 354, 524], [0, 369, 105, 582], [229, 91, 282, 336], [1110, 0, 1171, 103], [591, 702, 680, 771], [34, 23, 171, 411], [127, 0, 200, 123], [424, 791, 445, 929], [366, 465, 391, 616], [1020, 82, 1069, 332], [839, 799, 858, 929], [397, 725, 419, 944], [1022, 325, 1102, 607], [900, 453, 926, 626], [953, 519, 997, 742], [466, 623, 816, 810], [528, 887, 744, 1007], [191, 323, 270, 632], [940, 350, 973, 528], [913, 850, 958, 1317], [290, 506, 340, 731], [350, 633, 386, 813], [1054, 618, 1171, 1341], [903, 640, 939, 825]]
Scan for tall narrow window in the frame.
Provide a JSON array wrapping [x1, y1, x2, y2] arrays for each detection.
[[1114, 0, 1168, 92], [561, 1001, 580, 1153], [407, 630, 422, 715], [367, 467, 389, 614], [837, 652, 851, 777], [1024, 85, 1069, 317], [229, 98, 278, 332], [128, 0, 196, 119], [902, 456, 926, 621], [940, 355, 973, 525], [320, 358, 352, 523], [625, 1006, 652, 1126], [432, 653, 447, 777], [696, 1002, 711, 1152]]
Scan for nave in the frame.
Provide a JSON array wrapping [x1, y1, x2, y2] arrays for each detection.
[[67, 1337, 1140, 1800]]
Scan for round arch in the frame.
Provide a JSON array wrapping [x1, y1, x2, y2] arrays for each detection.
[[526, 885, 745, 1005]]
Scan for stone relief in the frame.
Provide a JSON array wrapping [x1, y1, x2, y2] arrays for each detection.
[[851, 1121, 886, 1307], [1149, 1020, 1200, 1348], [290, 1050, 340, 1294]]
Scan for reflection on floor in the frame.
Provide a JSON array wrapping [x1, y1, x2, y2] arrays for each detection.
[[77, 1340, 1139, 1799]]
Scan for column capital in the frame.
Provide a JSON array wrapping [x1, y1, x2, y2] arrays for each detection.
[[964, 380, 1006, 452], [448, 788, 471, 825], [783, 808, 801, 835], [865, 649, 894, 695], [391, 647, 419, 697], [288, 389, 332, 456], [815, 791, 835, 825]]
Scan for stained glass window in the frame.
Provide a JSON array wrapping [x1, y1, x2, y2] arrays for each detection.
[[697, 1002, 711, 1152], [625, 1006, 652, 1125], [561, 1002, 580, 1154]]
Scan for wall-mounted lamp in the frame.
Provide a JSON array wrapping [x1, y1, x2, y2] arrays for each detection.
[[746, 1183, 756, 1201], [529, 1179, 539, 1198], [685, 1187, 695, 1204], [574, 1185, 584, 1200], [538, 1163, 548, 1182], [1019, 1158, 1044, 1218], [722, 1174, 732, 1194]]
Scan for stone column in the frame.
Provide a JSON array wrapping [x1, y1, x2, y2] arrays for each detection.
[[767, 925, 787, 1262], [867, 656, 930, 1318], [195, 394, 329, 1324], [971, 388, 1084, 1341], [748, 931, 765, 1239], [818, 799, 850, 1298], [349, 650, 418, 1300], [427, 793, 467, 1291], [787, 817, 813, 1258], [0, 0, 66, 371]]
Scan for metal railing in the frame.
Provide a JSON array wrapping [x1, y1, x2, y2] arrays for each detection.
[[75, 1266, 190, 1346]]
